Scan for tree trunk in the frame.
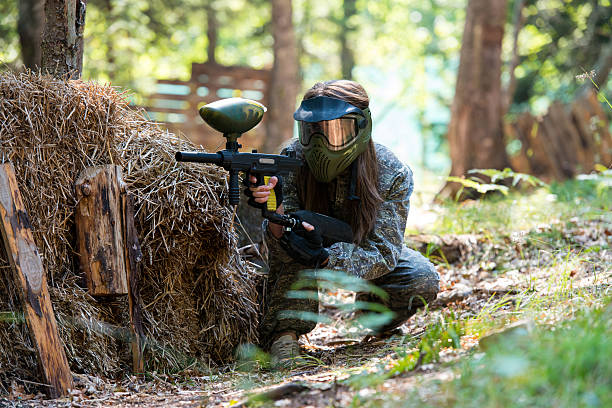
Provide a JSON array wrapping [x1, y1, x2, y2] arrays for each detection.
[[439, 0, 511, 199], [206, 1, 218, 64], [18, 0, 44, 69], [339, 0, 357, 80], [41, 0, 88, 78], [263, 0, 299, 153]]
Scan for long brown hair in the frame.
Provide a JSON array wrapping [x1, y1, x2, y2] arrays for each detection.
[[298, 80, 383, 244]]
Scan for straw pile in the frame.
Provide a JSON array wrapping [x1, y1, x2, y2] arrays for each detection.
[[0, 71, 258, 392]]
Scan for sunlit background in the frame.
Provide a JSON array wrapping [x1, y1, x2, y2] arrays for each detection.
[[1, 0, 610, 201]]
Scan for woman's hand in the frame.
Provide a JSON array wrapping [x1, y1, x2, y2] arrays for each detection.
[[247, 175, 315, 239], [248, 175, 279, 205], [247, 175, 284, 238]]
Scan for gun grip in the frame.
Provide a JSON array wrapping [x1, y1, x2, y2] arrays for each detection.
[[263, 176, 277, 211]]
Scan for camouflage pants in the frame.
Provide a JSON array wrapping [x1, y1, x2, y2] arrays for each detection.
[[259, 246, 439, 348]]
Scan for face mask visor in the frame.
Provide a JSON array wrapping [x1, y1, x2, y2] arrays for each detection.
[[298, 115, 361, 151]]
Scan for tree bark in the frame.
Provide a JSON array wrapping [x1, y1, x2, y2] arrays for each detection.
[[41, 0, 87, 78], [439, 0, 511, 199], [18, 0, 44, 69], [263, 0, 299, 153]]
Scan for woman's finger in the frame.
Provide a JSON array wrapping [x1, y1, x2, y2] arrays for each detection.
[[267, 176, 278, 188], [251, 190, 270, 198], [302, 221, 314, 232]]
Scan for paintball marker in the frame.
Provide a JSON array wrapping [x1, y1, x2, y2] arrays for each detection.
[[175, 97, 353, 244]]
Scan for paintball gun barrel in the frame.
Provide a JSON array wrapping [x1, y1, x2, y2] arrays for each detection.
[[175, 97, 353, 244]]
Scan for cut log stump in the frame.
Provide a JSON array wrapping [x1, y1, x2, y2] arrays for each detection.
[[0, 163, 72, 397], [75, 166, 128, 296], [75, 165, 144, 374]]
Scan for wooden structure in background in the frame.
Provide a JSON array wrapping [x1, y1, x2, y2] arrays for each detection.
[[506, 90, 612, 180], [144, 62, 271, 151], [75, 165, 145, 374], [0, 163, 72, 397]]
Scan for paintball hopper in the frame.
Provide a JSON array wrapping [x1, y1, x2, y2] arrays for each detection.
[[199, 97, 267, 135]]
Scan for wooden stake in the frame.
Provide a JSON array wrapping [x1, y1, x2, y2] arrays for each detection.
[[0, 163, 72, 397], [121, 191, 145, 375]]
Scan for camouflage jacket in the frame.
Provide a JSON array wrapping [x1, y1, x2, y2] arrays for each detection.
[[265, 139, 413, 280]]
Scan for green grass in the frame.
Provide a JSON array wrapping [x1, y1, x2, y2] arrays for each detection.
[[420, 302, 612, 408], [410, 175, 611, 236]]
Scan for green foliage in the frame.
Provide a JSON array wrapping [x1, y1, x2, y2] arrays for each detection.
[[342, 310, 466, 397], [83, 0, 272, 98], [446, 176, 510, 196], [512, 0, 612, 113], [446, 168, 548, 199], [551, 168, 612, 213], [0, 1, 18, 66], [283, 269, 395, 332], [235, 343, 271, 371], [468, 168, 548, 188], [419, 304, 612, 408], [422, 174, 611, 236]]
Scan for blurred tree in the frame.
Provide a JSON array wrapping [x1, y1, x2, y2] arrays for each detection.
[[439, 0, 511, 199], [263, 0, 299, 153], [18, 0, 43, 69], [339, 0, 356, 79], [205, 0, 218, 63], [41, 0, 88, 78]]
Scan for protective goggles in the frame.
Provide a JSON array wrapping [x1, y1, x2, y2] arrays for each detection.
[[297, 116, 362, 151], [294, 96, 368, 151]]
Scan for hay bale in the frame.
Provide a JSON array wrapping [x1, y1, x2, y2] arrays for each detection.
[[0, 71, 258, 392]]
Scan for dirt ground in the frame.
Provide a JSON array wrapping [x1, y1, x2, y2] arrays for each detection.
[[2, 218, 610, 408]]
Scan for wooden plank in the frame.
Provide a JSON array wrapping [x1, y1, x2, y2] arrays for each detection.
[[120, 192, 145, 375], [190, 62, 271, 81], [75, 166, 128, 296], [144, 107, 189, 115], [149, 93, 192, 101], [0, 163, 72, 397]]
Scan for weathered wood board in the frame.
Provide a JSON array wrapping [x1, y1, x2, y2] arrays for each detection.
[[121, 192, 145, 374], [0, 163, 72, 397]]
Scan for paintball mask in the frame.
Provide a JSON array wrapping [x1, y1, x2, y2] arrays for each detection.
[[294, 96, 372, 183]]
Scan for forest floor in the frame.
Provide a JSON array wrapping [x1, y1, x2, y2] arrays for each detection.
[[3, 176, 611, 407]]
